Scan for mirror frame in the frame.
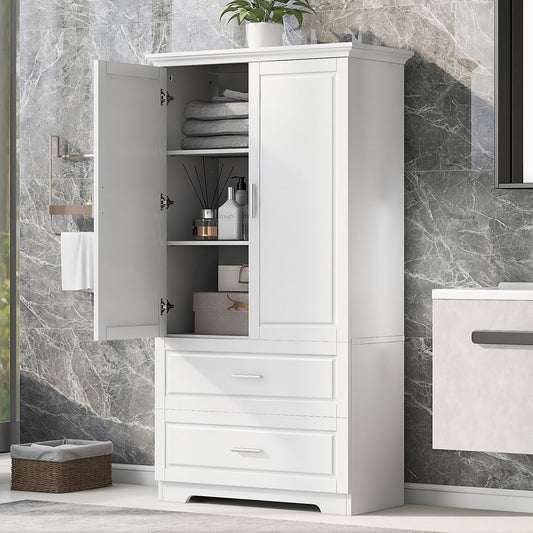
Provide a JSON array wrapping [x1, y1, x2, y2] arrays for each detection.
[[496, 0, 532, 187]]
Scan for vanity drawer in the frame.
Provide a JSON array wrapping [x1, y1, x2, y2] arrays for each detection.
[[157, 410, 346, 493], [433, 298, 533, 454]]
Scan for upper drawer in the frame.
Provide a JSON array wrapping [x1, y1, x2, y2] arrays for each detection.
[[165, 351, 334, 400]]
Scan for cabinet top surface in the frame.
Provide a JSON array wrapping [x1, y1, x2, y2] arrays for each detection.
[[146, 42, 413, 67], [433, 288, 533, 301]]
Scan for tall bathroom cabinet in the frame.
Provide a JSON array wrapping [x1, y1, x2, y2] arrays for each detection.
[[93, 43, 412, 515]]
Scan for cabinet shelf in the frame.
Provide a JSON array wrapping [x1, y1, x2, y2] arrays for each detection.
[[166, 333, 249, 339], [168, 240, 249, 246], [167, 148, 249, 157]]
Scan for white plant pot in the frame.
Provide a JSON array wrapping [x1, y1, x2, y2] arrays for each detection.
[[246, 22, 283, 48]]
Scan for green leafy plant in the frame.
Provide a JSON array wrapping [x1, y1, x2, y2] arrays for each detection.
[[219, 0, 315, 29]]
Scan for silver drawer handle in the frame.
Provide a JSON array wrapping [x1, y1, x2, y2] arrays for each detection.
[[231, 373, 263, 379], [231, 447, 263, 453]]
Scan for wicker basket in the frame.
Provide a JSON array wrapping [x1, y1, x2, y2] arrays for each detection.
[[11, 440, 112, 493], [11, 454, 112, 493]]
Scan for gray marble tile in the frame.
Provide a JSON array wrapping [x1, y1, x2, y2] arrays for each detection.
[[20, 178, 93, 330], [19, 22, 170, 182], [405, 170, 533, 338], [20, 328, 154, 464]]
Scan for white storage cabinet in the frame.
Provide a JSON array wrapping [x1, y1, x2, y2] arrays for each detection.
[[93, 43, 412, 515]]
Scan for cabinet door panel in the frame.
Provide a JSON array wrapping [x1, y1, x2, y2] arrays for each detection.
[[250, 59, 339, 341], [94, 61, 166, 341]]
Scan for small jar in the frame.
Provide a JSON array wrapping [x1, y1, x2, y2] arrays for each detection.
[[193, 209, 218, 240]]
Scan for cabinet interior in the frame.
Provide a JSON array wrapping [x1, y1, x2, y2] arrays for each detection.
[[165, 63, 249, 337]]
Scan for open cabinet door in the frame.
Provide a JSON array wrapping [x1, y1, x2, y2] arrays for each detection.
[[94, 61, 167, 341]]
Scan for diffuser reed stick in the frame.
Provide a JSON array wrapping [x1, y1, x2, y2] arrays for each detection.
[[183, 161, 235, 210]]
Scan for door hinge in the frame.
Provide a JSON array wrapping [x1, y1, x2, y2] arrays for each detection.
[[160, 194, 174, 210], [160, 298, 174, 315], [160, 89, 174, 106]]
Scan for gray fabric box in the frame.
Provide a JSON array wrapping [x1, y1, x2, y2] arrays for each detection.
[[194, 292, 249, 336], [11, 439, 113, 463]]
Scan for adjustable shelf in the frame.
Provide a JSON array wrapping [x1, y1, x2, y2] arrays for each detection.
[[167, 148, 249, 157], [167, 240, 249, 246]]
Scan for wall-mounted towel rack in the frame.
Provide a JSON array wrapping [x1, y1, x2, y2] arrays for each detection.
[[49, 135, 93, 236]]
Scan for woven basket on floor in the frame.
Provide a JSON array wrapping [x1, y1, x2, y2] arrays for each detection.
[[11, 454, 112, 493]]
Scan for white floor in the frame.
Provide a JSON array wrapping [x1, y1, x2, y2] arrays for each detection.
[[1, 455, 533, 532]]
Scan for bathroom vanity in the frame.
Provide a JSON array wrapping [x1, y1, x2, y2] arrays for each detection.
[[433, 286, 533, 454], [93, 43, 412, 515]]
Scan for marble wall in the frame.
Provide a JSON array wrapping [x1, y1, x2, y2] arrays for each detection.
[[18, 0, 533, 488]]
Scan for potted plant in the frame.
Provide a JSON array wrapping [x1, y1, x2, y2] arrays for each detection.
[[220, 0, 315, 48]]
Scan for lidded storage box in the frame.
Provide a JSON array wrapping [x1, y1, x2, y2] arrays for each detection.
[[10, 439, 113, 493], [193, 292, 248, 336], [218, 265, 249, 292]]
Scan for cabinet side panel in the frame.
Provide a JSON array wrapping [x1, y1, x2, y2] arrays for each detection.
[[94, 61, 165, 340], [348, 58, 405, 340], [350, 341, 404, 514]]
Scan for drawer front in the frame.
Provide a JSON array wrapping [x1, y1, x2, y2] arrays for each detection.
[[158, 410, 346, 493], [167, 424, 333, 475], [166, 351, 333, 399], [433, 299, 533, 454]]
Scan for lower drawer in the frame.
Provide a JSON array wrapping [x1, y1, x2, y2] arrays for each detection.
[[156, 410, 347, 493]]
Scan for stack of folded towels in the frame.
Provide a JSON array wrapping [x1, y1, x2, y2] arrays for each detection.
[[181, 89, 249, 150]]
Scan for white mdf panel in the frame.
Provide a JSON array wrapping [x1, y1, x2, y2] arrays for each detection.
[[156, 338, 344, 417], [165, 352, 334, 399], [253, 59, 338, 342], [159, 482, 350, 515], [433, 298, 533, 454], [165, 424, 334, 475], [348, 58, 405, 341], [94, 60, 166, 341], [159, 409, 345, 494], [161, 336, 337, 355], [349, 341, 404, 514]]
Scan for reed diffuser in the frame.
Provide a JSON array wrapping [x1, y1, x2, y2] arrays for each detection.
[[183, 158, 234, 240]]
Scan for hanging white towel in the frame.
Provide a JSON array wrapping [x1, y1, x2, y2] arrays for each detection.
[[61, 232, 94, 291]]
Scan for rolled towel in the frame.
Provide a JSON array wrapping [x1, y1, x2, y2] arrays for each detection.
[[223, 89, 248, 101], [61, 232, 94, 291], [182, 118, 249, 137], [181, 135, 249, 150], [184, 100, 248, 120]]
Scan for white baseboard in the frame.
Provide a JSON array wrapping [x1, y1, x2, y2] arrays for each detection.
[[111, 463, 156, 487], [405, 482, 533, 514], [109, 470, 533, 514]]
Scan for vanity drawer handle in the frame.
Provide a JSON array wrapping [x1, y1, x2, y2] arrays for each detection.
[[472, 330, 533, 345], [231, 447, 263, 453], [231, 373, 263, 379]]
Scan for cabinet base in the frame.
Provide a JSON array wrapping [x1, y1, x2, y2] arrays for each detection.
[[158, 481, 352, 515]]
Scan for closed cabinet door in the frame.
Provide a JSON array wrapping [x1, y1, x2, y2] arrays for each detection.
[[249, 59, 343, 342]]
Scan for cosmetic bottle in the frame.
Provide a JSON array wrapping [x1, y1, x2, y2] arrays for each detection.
[[232, 177, 248, 240], [218, 187, 242, 240]]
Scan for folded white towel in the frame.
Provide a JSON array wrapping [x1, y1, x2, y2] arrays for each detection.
[[184, 100, 249, 120], [181, 135, 249, 150], [61, 232, 94, 291], [182, 118, 249, 137]]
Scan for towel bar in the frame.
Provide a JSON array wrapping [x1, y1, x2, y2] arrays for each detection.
[[49, 135, 93, 236]]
